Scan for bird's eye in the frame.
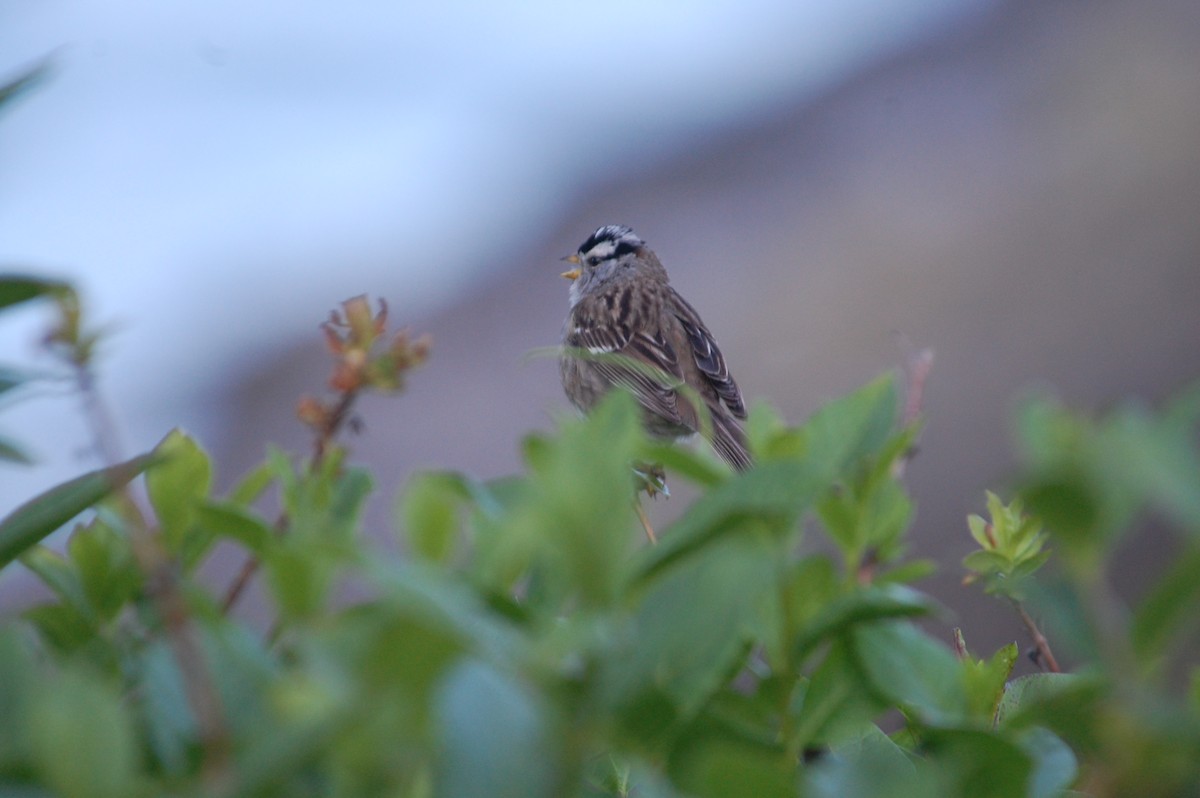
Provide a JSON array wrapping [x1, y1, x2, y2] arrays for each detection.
[[587, 256, 601, 267]]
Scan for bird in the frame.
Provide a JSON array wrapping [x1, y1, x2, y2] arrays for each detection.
[[558, 224, 751, 471]]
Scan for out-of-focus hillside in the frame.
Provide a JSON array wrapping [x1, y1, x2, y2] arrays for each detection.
[[137, 0, 1200, 653]]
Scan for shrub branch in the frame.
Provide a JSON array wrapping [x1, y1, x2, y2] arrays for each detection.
[[46, 290, 233, 788]]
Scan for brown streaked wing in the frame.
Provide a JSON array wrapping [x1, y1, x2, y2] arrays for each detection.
[[667, 288, 747, 419], [566, 290, 686, 427]]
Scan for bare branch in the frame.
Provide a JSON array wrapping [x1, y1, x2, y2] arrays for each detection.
[[1013, 600, 1062, 673]]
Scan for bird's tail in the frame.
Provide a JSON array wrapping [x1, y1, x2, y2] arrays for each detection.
[[710, 411, 752, 472]]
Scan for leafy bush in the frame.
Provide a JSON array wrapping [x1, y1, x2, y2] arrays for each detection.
[[1, 279, 1199, 798]]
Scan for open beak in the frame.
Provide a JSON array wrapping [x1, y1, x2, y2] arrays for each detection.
[[559, 253, 581, 281]]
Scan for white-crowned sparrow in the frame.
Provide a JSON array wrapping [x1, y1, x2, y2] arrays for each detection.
[[559, 224, 751, 471]]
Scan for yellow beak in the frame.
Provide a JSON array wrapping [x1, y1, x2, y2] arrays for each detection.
[[560, 253, 581, 281]]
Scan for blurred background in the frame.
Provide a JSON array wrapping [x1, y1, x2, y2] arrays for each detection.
[[3, 0, 1199, 662]]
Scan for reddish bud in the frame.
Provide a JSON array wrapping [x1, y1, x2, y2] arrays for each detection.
[[342, 295, 376, 347], [296, 395, 329, 427], [329, 351, 366, 393], [321, 323, 345, 354], [374, 297, 389, 337]]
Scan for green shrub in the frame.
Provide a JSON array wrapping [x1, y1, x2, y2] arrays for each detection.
[[1, 281, 1198, 797]]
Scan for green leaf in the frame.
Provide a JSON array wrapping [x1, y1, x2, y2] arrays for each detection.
[[364, 561, 523, 674], [130, 641, 195, 776], [0, 365, 36, 396], [1131, 544, 1200, 665], [22, 604, 96, 653], [265, 545, 330, 620], [607, 535, 778, 718], [145, 429, 212, 552], [0, 58, 52, 111], [227, 461, 276, 506], [794, 641, 890, 748], [280, 453, 372, 547], [1018, 726, 1078, 798], [19, 544, 89, 615], [1105, 406, 1200, 533], [0, 274, 67, 312], [1015, 391, 1200, 557], [745, 402, 791, 458], [852, 621, 967, 725], [0, 434, 34, 465], [28, 666, 139, 798], [0, 453, 154, 570], [961, 643, 1018, 723], [433, 659, 557, 798], [921, 727, 1032, 798], [800, 373, 898, 476], [195, 501, 275, 557], [967, 513, 990, 548], [199, 622, 280, 734], [669, 733, 794, 798], [963, 492, 1049, 600], [1024, 577, 1104, 666], [67, 518, 140, 622], [746, 374, 898, 482], [994, 673, 1098, 734], [402, 471, 469, 563], [876, 558, 937, 585], [0, 627, 39, 762], [767, 555, 838, 666], [264, 460, 373, 620], [1021, 477, 1104, 558], [617, 761, 689, 798], [330, 467, 374, 528], [488, 392, 643, 610], [634, 459, 827, 582], [962, 550, 1010, 574], [793, 584, 940, 662], [638, 439, 728, 488], [818, 458, 913, 567], [806, 725, 936, 798]]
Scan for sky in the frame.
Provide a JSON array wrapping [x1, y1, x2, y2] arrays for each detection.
[[0, 0, 993, 515]]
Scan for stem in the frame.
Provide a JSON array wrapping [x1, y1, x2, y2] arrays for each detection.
[[219, 512, 288, 614], [219, 556, 259, 614], [220, 387, 359, 614], [1013, 600, 1062, 673], [74, 366, 131, 483], [71, 361, 232, 788], [312, 389, 358, 464], [892, 344, 933, 480], [901, 346, 934, 428], [633, 500, 658, 545], [951, 627, 969, 661]]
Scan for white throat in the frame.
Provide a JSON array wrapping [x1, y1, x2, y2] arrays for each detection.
[[567, 278, 585, 308]]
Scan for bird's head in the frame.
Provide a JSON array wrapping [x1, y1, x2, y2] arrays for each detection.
[[560, 225, 651, 304]]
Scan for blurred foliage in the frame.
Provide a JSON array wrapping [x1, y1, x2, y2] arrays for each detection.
[[1, 276, 1199, 797], [963, 492, 1050, 602], [0, 57, 52, 115]]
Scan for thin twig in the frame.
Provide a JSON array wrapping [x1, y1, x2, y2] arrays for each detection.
[[219, 388, 359, 614], [892, 339, 934, 480], [218, 512, 288, 614], [71, 361, 233, 788], [951, 627, 969, 661], [901, 346, 934, 428], [1013, 600, 1061, 673], [218, 553, 260, 614], [633, 501, 658, 545], [312, 389, 358, 464]]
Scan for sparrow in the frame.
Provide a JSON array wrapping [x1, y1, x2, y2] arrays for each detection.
[[559, 224, 751, 471]]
